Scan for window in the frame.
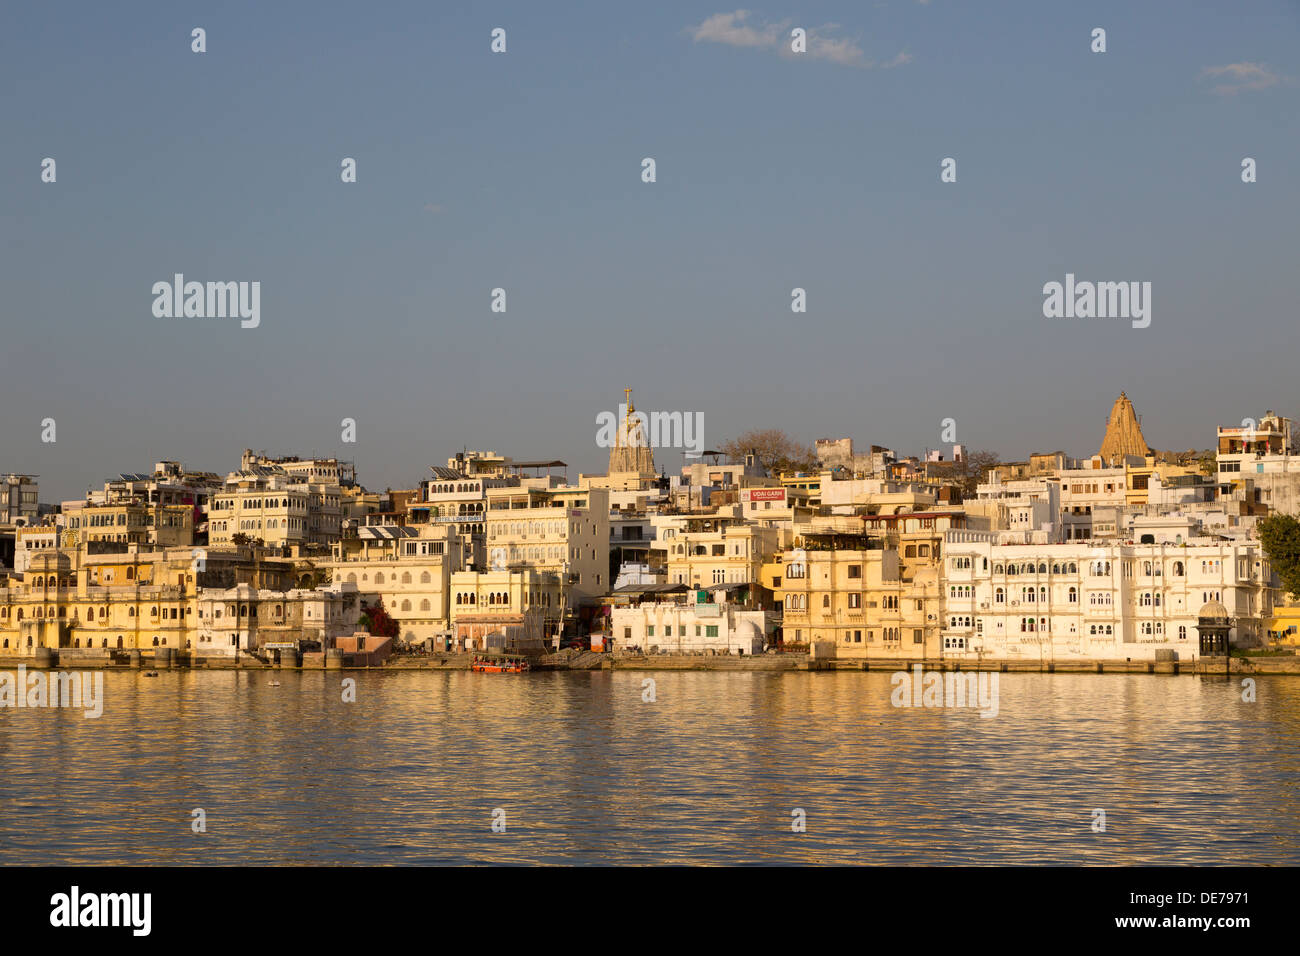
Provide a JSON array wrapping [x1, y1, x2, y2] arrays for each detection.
[[847, 564, 861, 579], [848, 593, 861, 609]]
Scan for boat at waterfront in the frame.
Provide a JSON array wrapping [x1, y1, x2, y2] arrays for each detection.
[[471, 655, 531, 674]]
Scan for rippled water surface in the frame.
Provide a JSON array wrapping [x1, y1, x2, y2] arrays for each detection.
[[1, 670, 1297, 864]]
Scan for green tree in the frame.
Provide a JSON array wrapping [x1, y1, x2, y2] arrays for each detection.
[[1258, 513, 1300, 599]]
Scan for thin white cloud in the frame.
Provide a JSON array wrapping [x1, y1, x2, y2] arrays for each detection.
[[688, 10, 909, 69], [1201, 62, 1284, 95], [689, 11, 786, 49]]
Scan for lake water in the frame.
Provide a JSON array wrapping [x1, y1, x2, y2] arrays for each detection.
[[1, 669, 1297, 865]]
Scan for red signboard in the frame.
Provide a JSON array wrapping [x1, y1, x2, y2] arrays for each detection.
[[745, 489, 786, 502]]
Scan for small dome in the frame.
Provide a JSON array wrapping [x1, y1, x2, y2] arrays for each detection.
[[1197, 601, 1229, 621]]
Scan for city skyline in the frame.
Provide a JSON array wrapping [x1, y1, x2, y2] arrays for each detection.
[[5, 385, 1268, 505], [3, 1, 1298, 502]]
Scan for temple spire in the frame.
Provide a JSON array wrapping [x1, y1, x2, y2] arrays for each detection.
[[1099, 392, 1150, 463]]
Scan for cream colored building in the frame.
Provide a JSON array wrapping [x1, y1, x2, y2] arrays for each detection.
[[657, 508, 783, 589], [209, 469, 342, 548], [939, 533, 1273, 661], [449, 568, 555, 650], [484, 485, 610, 619], [327, 525, 460, 645], [195, 583, 356, 657]]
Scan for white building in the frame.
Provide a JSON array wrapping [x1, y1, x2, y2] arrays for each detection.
[[938, 532, 1272, 662], [195, 583, 357, 656], [610, 598, 768, 655]]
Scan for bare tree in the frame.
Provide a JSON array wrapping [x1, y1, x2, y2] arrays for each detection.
[[720, 429, 817, 475], [957, 450, 1001, 497]]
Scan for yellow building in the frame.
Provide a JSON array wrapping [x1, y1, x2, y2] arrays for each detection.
[[0, 545, 299, 656], [1267, 603, 1300, 648], [660, 510, 782, 590], [67, 501, 194, 547]]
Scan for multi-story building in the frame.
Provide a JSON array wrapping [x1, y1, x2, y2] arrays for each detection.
[[195, 584, 356, 657], [66, 500, 194, 548], [774, 528, 918, 656], [610, 594, 768, 655], [240, 450, 357, 487], [0, 475, 39, 526], [939, 533, 1273, 662], [327, 524, 460, 645], [209, 468, 342, 548], [13, 523, 61, 574], [448, 567, 554, 651], [658, 507, 783, 591], [0, 544, 303, 656], [484, 485, 609, 631], [410, 466, 519, 569], [1057, 463, 1129, 541]]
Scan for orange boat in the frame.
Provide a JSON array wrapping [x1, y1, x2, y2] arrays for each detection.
[[470, 656, 531, 674]]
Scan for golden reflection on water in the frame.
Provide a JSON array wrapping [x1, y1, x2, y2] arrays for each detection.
[[0, 670, 1297, 865]]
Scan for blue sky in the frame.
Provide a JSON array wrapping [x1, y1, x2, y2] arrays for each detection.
[[2, 1, 1298, 500]]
